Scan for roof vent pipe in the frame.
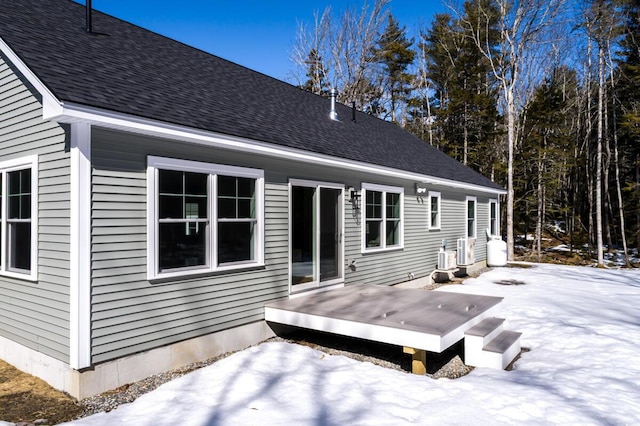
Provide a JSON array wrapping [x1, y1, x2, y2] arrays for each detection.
[[329, 88, 338, 121], [86, 0, 93, 33]]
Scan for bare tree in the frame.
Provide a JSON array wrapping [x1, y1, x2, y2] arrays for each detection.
[[332, 0, 390, 110], [290, 8, 332, 95], [456, 0, 566, 261], [582, 0, 624, 267], [290, 0, 390, 111]]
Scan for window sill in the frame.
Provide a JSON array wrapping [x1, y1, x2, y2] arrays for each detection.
[[148, 262, 266, 283], [361, 245, 404, 255], [0, 270, 37, 282]]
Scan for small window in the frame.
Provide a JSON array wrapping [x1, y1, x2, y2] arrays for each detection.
[[489, 199, 498, 236], [362, 183, 403, 251], [0, 156, 38, 280], [466, 196, 477, 238], [428, 191, 441, 230], [147, 156, 263, 279]]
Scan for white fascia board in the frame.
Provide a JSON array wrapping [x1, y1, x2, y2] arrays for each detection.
[[69, 122, 92, 370], [47, 102, 506, 196], [0, 37, 63, 119]]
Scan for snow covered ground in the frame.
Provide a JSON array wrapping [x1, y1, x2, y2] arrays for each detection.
[[63, 263, 640, 425]]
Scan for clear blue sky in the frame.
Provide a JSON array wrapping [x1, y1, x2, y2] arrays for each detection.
[[78, 1, 446, 81]]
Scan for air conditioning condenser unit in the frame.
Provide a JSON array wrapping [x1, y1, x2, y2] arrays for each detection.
[[437, 250, 457, 270], [457, 238, 476, 266]]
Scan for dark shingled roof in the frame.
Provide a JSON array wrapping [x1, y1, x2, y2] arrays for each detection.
[[0, 0, 502, 191]]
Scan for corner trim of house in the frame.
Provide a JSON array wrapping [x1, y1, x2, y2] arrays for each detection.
[[70, 122, 92, 370]]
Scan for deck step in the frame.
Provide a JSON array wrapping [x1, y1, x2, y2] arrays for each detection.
[[465, 319, 521, 370], [465, 317, 505, 341]]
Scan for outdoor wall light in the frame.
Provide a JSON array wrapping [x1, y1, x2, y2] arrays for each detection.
[[349, 187, 361, 210]]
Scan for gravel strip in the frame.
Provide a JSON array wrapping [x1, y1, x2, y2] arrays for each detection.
[[76, 333, 472, 420]]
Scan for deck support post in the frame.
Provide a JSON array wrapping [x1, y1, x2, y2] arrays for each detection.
[[403, 347, 427, 375]]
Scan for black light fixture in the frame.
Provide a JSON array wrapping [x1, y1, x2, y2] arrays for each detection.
[[349, 187, 361, 210]]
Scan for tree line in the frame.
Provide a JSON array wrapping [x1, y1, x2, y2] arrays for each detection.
[[290, 0, 640, 266]]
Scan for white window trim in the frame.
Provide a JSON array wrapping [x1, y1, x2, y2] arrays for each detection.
[[466, 196, 477, 239], [0, 155, 38, 281], [361, 183, 404, 253], [428, 191, 441, 230], [147, 156, 264, 280], [288, 179, 345, 294], [489, 198, 499, 236]]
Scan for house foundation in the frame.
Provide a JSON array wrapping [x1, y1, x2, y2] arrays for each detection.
[[0, 321, 275, 400]]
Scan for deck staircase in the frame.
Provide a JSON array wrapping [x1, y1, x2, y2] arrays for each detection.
[[464, 317, 522, 369]]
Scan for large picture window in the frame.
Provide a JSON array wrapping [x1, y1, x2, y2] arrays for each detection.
[[148, 156, 263, 279], [362, 183, 403, 252], [0, 156, 38, 280]]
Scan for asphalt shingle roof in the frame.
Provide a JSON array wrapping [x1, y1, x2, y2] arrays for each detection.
[[0, 0, 502, 191]]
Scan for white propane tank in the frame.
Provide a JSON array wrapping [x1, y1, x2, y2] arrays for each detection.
[[487, 238, 507, 267]]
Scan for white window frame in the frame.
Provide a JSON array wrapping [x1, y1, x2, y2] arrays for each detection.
[[428, 191, 441, 230], [489, 198, 499, 236], [147, 156, 264, 280], [466, 196, 477, 239], [0, 155, 38, 281], [361, 183, 404, 253]]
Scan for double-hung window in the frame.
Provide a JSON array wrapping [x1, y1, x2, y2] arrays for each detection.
[[466, 196, 477, 238], [362, 183, 403, 252], [489, 199, 499, 236], [148, 156, 263, 279], [428, 191, 441, 230], [0, 156, 38, 281]]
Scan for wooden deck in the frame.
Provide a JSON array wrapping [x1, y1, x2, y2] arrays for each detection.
[[264, 284, 503, 355]]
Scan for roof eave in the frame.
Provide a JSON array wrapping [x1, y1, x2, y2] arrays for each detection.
[[48, 101, 506, 195]]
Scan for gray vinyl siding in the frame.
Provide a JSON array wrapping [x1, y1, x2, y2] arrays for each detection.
[[90, 129, 290, 364], [0, 56, 71, 362], [344, 187, 494, 286], [89, 126, 499, 364]]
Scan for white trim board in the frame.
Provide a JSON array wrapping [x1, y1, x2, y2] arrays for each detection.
[[69, 122, 92, 370], [0, 37, 61, 120], [45, 102, 506, 196]]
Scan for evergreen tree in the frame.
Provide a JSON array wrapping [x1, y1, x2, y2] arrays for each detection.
[[417, 3, 500, 177], [371, 14, 416, 122], [519, 67, 577, 256], [301, 48, 330, 96], [615, 0, 640, 250]]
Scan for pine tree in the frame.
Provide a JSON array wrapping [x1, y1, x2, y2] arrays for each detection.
[[615, 0, 640, 251], [371, 14, 416, 122], [417, 5, 500, 177], [301, 48, 330, 96]]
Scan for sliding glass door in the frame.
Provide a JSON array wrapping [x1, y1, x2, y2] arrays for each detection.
[[290, 181, 343, 291]]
